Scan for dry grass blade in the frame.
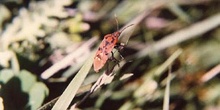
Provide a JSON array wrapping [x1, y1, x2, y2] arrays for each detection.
[[154, 49, 182, 76], [163, 65, 172, 110], [135, 13, 220, 58], [51, 50, 96, 110], [200, 64, 220, 83], [41, 37, 97, 79]]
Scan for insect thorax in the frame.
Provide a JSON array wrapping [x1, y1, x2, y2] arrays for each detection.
[[112, 32, 120, 38]]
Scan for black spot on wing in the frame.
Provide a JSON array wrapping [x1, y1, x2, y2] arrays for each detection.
[[104, 50, 108, 55], [105, 41, 110, 46], [98, 47, 102, 51], [110, 37, 115, 43]]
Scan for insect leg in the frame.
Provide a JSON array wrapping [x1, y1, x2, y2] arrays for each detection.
[[114, 43, 125, 60], [110, 51, 120, 67], [106, 61, 110, 75], [117, 50, 124, 60], [115, 43, 125, 50]]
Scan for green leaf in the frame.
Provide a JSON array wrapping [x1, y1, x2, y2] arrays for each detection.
[[0, 69, 15, 84], [27, 82, 49, 110], [17, 70, 37, 92], [1, 70, 48, 110]]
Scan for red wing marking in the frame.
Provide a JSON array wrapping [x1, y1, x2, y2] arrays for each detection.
[[93, 33, 118, 72]]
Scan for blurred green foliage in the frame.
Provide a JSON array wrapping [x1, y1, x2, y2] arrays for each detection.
[[0, 69, 48, 110]]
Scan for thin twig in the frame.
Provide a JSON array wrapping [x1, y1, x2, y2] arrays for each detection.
[[200, 64, 220, 83]]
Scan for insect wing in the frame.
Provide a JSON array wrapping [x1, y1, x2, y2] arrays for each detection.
[[93, 34, 117, 72], [103, 33, 118, 54], [93, 40, 109, 72]]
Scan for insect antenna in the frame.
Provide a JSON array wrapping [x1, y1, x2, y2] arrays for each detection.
[[114, 14, 119, 31], [114, 14, 134, 33]]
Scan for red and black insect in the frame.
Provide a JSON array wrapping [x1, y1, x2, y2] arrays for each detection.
[[93, 24, 133, 72]]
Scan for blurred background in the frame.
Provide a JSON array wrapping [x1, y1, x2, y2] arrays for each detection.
[[0, 0, 220, 110]]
